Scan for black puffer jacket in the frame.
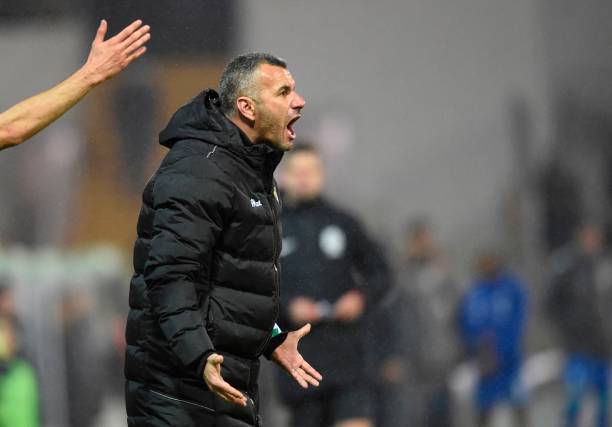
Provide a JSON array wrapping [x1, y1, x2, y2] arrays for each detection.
[[125, 90, 286, 427], [547, 247, 612, 359]]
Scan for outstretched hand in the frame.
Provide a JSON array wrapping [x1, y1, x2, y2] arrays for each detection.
[[81, 19, 151, 85], [203, 354, 247, 407], [272, 324, 323, 388]]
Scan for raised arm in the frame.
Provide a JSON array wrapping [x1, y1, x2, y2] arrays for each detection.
[[0, 19, 150, 150]]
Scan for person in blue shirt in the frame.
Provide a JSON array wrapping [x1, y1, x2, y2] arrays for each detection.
[[458, 251, 529, 427]]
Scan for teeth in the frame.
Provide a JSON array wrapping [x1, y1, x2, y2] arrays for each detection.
[[287, 116, 299, 139], [287, 125, 295, 138]]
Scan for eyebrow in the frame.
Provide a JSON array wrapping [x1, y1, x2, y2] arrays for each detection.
[[276, 84, 294, 95]]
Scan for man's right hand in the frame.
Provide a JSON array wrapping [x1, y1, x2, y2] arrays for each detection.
[[203, 353, 247, 407]]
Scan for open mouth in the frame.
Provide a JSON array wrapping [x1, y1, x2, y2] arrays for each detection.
[[286, 115, 301, 140]]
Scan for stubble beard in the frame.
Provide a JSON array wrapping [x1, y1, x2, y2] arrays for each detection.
[[257, 107, 288, 151]]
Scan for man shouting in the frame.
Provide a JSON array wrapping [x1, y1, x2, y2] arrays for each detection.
[[125, 53, 322, 427]]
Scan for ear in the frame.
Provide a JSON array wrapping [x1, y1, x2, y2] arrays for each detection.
[[236, 96, 256, 122]]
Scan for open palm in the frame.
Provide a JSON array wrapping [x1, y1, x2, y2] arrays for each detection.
[[271, 323, 323, 388]]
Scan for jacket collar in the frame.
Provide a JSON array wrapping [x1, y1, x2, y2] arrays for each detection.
[[159, 89, 283, 174]]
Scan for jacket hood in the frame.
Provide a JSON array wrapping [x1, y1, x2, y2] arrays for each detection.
[[159, 89, 283, 171], [159, 89, 235, 149]]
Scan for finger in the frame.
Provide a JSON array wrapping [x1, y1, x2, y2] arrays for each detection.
[[110, 19, 144, 44], [125, 47, 147, 65], [212, 385, 246, 406], [298, 368, 319, 387], [301, 360, 323, 381], [297, 367, 320, 387], [212, 380, 247, 405], [295, 323, 311, 339], [290, 368, 309, 389], [217, 391, 246, 406], [93, 19, 107, 44], [209, 354, 224, 366], [125, 33, 151, 57], [209, 376, 243, 401], [216, 389, 247, 406], [208, 354, 224, 374], [121, 24, 150, 51]]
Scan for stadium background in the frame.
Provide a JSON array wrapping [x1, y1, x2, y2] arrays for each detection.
[[1, 0, 612, 425]]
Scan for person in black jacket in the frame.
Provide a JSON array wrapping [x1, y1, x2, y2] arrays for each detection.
[[276, 145, 390, 427], [546, 223, 612, 427], [125, 53, 322, 427]]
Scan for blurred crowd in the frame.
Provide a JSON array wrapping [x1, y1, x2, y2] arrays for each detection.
[[253, 144, 612, 427]]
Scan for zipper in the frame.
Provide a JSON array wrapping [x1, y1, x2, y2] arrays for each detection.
[[269, 186, 281, 307], [245, 392, 258, 425], [255, 191, 281, 356], [148, 389, 215, 413]]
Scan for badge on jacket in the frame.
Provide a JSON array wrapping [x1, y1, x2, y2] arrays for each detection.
[[319, 225, 346, 259]]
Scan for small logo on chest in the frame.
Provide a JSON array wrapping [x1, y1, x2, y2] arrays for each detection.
[[250, 198, 263, 208]]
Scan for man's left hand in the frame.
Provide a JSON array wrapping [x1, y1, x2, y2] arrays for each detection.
[[271, 323, 323, 388]]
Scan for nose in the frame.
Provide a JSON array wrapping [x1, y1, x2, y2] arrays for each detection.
[[292, 92, 306, 111]]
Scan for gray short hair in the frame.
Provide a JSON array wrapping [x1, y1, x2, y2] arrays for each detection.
[[219, 52, 287, 116]]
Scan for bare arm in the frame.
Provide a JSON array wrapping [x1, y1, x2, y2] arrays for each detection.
[[0, 19, 150, 150]]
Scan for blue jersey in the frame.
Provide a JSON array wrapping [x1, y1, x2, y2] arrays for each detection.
[[459, 271, 528, 366]]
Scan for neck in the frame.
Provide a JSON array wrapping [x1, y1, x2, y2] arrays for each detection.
[[229, 114, 257, 144]]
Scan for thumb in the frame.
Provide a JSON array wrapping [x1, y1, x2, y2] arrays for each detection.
[[94, 19, 107, 44], [295, 323, 311, 339], [209, 353, 224, 367]]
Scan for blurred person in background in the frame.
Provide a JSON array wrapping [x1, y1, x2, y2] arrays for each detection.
[[0, 281, 32, 361], [546, 223, 612, 427], [377, 218, 460, 427], [366, 300, 405, 427], [60, 289, 107, 427], [458, 251, 529, 427], [541, 157, 582, 252], [0, 19, 150, 151], [100, 278, 130, 399], [276, 144, 390, 427], [0, 313, 39, 427], [0, 283, 15, 319]]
